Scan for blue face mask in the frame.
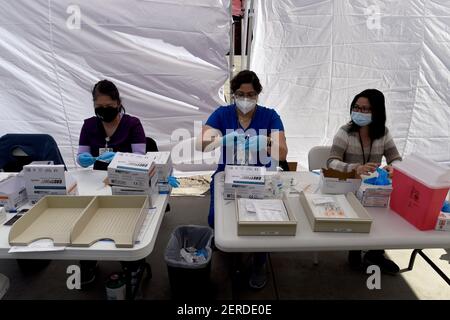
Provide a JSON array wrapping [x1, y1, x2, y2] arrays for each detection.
[[351, 111, 372, 126]]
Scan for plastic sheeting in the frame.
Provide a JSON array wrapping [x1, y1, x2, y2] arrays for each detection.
[[0, 0, 230, 168], [251, 0, 450, 168]]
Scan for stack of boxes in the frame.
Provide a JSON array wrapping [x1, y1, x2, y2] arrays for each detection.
[[146, 152, 173, 194], [108, 152, 158, 195], [356, 182, 393, 207], [23, 161, 77, 204]]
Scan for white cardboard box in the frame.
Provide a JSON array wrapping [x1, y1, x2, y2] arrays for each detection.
[[0, 175, 28, 211], [111, 173, 158, 195], [108, 152, 156, 190], [320, 169, 362, 195], [435, 212, 450, 231], [224, 165, 271, 199], [157, 181, 172, 194], [356, 183, 393, 207], [146, 152, 173, 181], [23, 162, 77, 204]]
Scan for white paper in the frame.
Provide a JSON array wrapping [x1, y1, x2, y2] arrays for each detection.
[[306, 194, 359, 219], [238, 199, 289, 222], [8, 239, 65, 253]]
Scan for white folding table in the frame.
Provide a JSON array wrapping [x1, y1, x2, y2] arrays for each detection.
[[214, 171, 450, 285], [0, 169, 169, 261]]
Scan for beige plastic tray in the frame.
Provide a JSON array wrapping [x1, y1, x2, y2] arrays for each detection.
[[235, 194, 297, 236], [9, 196, 95, 246], [70, 195, 149, 248], [299, 191, 372, 233]]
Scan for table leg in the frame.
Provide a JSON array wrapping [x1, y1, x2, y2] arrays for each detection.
[[408, 249, 450, 286]]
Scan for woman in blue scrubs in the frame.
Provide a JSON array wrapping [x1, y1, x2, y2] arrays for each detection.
[[200, 70, 288, 289]]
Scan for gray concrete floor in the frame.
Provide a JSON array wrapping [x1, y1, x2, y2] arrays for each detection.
[[1, 195, 449, 300]]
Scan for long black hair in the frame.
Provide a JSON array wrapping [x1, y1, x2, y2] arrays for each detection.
[[349, 89, 386, 140], [92, 79, 121, 104]]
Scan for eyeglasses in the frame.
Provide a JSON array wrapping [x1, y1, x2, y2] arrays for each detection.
[[234, 91, 258, 99], [352, 104, 372, 113]]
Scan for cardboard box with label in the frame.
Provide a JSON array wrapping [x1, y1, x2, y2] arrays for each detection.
[[320, 168, 361, 195], [111, 173, 158, 195], [146, 151, 172, 180], [23, 162, 77, 204], [435, 212, 450, 231], [224, 165, 273, 200], [108, 152, 156, 190], [146, 152, 174, 194], [356, 182, 393, 207], [0, 174, 28, 211]]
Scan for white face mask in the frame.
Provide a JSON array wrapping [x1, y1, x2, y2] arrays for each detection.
[[235, 98, 256, 114]]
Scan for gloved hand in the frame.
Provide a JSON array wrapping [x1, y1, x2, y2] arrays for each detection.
[[168, 176, 180, 188], [245, 135, 268, 152], [221, 131, 245, 147], [78, 152, 95, 168], [97, 151, 116, 163]]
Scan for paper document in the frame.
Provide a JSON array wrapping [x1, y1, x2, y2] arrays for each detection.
[[238, 199, 289, 222], [8, 239, 65, 253], [306, 194, 358, 219]]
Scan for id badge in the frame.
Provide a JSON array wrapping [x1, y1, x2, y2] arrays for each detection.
[[99, 148, 113, 156]]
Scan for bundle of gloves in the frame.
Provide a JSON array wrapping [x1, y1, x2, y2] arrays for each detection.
[[77, 151, 180, 188], [363, 167, 391, 186]]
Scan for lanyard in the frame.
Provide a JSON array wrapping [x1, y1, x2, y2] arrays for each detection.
[[358, 132, 372, 164]]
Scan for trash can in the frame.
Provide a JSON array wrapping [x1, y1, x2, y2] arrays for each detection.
[[164, 225, 214, 299]]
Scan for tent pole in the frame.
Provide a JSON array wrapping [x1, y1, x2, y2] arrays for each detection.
[[229, 2, 234, 99], [246, 0, 255, 70]]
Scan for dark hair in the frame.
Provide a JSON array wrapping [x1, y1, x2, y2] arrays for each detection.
[[92, 80, 121, 103], [230, 70, 263, 94], [349, 89, 386, 140]]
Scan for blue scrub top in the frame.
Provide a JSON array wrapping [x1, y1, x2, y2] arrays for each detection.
[[205, 103, 285, 228], [205, 103, 285, 173]]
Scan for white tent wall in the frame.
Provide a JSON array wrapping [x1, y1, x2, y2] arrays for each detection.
[[0, 0, 230, 168], [251, 0, 450, 169]]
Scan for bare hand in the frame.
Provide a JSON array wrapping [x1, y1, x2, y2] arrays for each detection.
[[356, 162, 379, 176]]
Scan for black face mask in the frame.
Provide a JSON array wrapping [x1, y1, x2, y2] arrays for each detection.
[[95, 106, 120, 123]]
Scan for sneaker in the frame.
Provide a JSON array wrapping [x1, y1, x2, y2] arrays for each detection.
[[248, 264, 267, 289], [80, 261, 98, 287], [348, 250, 363, 271], [363, 251, 399, 275]]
